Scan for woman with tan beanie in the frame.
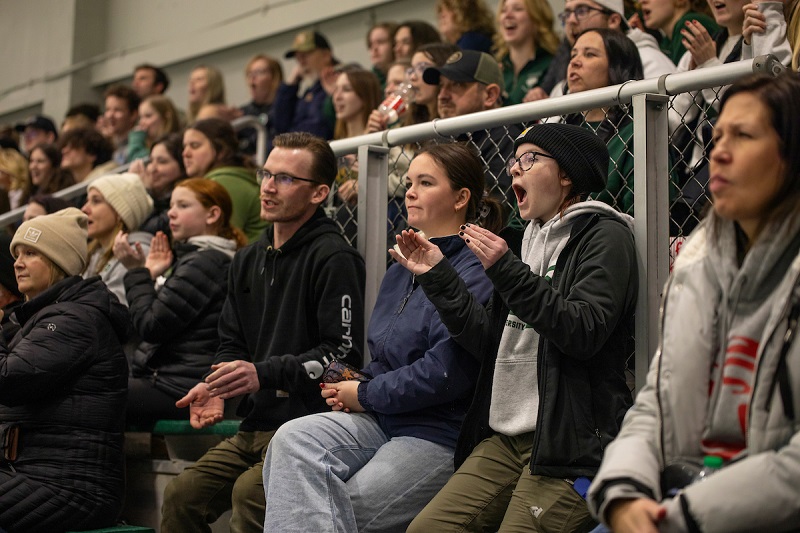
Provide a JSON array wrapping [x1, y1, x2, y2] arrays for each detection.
[[0, 208, 128, 532], [82, 172, 154, 305]]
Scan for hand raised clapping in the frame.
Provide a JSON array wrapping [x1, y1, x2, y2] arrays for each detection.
[[144, 231, 173, 279]]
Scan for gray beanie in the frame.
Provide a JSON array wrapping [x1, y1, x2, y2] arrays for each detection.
[[513, 123, 609, 194], [10, 207, 88, 276], [88, 172, 154, 231]]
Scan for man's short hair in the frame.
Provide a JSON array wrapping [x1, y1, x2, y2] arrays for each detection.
[[135, 63, 170, 93], [59, 127, 114, 167], [272, 132, 336, 187], [65, 103, 101, 123], [104, 84, 141, 113]]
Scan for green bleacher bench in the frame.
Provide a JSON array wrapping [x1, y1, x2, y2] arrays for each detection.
[[151, 420, 241, 461]]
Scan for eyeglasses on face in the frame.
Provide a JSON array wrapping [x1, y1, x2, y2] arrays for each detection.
[[256, 169, 321, 187], [406, 62, 432, 78], [557, 5, 611, 24], [505, 150, 556, 176]]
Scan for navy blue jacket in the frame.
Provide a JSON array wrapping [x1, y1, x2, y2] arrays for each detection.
[[271, 80, 333, 140], [356, 235, 493, 449]]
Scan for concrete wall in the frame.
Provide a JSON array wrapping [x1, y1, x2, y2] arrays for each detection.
[[0, 0, 565, 127]]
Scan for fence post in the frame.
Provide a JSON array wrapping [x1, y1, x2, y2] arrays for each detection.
[[357, 144, 390, 364], [632, 93, 670, 392]]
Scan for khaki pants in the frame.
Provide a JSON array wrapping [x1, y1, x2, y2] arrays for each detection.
[[408, 432, 595, 533], [161, 430, 274, 533]]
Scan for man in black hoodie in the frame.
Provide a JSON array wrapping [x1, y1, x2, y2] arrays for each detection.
[[161, 132, 366, 533]]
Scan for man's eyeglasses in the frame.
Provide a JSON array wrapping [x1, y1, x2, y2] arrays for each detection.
[[256, 169, 321, 187], [506, 151, 556, 176], [557, 5, 611, 24]]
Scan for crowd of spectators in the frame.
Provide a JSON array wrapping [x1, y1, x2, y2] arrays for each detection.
[[0, 0, 798, 531]]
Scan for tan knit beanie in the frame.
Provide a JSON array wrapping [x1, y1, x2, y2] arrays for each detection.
[[88, 172, 154, 231], [10, 207, 89, 276]]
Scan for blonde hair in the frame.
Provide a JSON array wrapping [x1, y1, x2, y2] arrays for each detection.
[[142, 95, 181, 144], [188, 65, 226, 123], [493, 0, 560, 60], [788, 0, 800, 71], [0, 148, 30, 196]]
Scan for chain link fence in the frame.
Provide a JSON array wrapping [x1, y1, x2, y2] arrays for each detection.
[[329, 55, 785, 387]]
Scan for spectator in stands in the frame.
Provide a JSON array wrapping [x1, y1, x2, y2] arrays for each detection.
[[383, 59, 411, 97], [563, 28, 644, 214], [62, 103, 101, 133], [639, 0, 718, 64], [547, 0, 676, 99], [102, 84, 141, 165], [182, 118, 266, 242], [132, 63, 170, 99], [588, 72, 800, 533], [59, 127, 115, 183], [424, 50, 523, 221], [187, 65, 227, 124], [393, 21, 442, 61], [0, 125, 20, 152], [262, 142, 500, 532], [113, 178, 245, 428], [668, 0, 791, 179], [399, 123, 637, 533], [82, 173, 154, 306], [127, 94, 181, 162], [367, 22, 398, 88], [494, 0, 559, 105], [437, 0, 496, 53], [22, 193, 72, 222], [0, 208, 128, 532], [239, 54, 283, 155], [130, 132, 187, 237], [160, 132, 365, 533], [0, 148, 30, 210], [26, 143, 76, 198], [14, 115, 58, 155], [273, 31, 338, 140]]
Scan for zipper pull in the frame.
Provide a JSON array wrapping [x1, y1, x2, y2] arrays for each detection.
[[398, 292, 411, 313]]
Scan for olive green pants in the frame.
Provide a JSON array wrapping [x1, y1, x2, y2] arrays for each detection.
[[161, 430, 275, 533], [408, 432, 596, 533]]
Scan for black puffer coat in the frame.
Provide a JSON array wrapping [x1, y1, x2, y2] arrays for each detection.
[[124, 240, 233, 398], [0, 276, 128, 532]]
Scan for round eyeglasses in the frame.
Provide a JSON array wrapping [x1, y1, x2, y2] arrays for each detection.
[[256, 169, 321, 187], [505, 151, 556, 176]]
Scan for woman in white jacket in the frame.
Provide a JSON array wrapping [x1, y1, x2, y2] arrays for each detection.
[[588, 72, 800, 533]]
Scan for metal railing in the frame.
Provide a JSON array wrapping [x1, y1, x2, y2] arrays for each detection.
[[329, 55, 785, 387], [0, 115, 268, 227]]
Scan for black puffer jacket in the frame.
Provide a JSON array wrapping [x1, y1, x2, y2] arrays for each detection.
[[417, 211, 638, 478], [0, 276, 128, 532], [124, 238, 234, 399]]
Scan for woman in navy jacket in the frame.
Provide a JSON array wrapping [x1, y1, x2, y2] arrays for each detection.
[[261, 143, 500, 533]]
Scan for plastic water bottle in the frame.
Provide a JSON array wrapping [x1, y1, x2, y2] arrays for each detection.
[[378, 82, 415, 125], [694, 455, 723, 482]]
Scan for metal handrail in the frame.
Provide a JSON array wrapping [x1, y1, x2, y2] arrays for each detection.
[[329, 55, 782, 156], [0, 116, 268, 228]]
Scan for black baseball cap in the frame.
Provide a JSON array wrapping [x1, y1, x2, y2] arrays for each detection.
[[15, 115, 58, 138]]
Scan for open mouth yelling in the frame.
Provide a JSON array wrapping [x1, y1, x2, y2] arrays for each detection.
[[512, 184, 527, 206]]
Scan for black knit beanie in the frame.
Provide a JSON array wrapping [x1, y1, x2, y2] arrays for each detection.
[[513, 123, 609, 194]]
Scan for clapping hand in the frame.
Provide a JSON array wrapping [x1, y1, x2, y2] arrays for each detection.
[[389, 229, 444, 275], [681, 20, 717, 69], [458, 223, 508, 270], [145, 231, 173, 279], [113, 232, 146, 269], [176, 382, 224, 429]]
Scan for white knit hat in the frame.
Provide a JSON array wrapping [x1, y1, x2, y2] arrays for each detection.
[[10, 207, 89, 276], [88, 172, 154, 231]]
